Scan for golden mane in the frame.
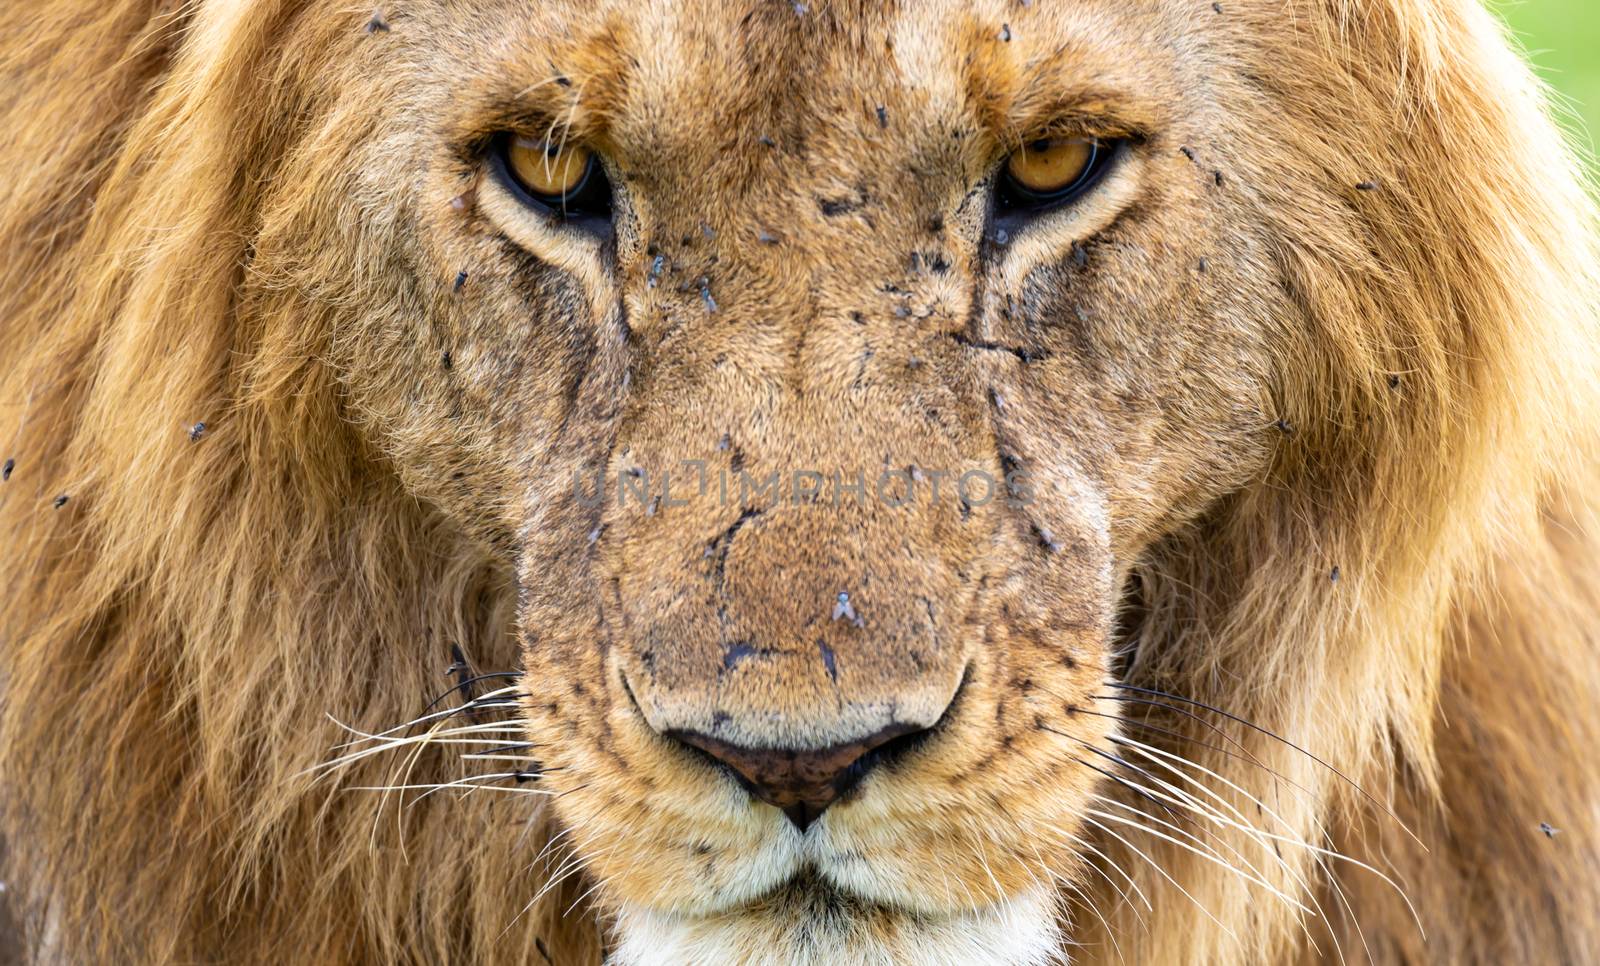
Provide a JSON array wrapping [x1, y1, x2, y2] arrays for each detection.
[[0, 2, 600, 961], [1, 0, 1597, 963]]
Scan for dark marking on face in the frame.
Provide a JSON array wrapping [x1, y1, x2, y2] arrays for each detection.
[[819, 196, 861, 217], [707, 506, 763, 593], [949, 330, 1047, 364], [722, 641, 763, 671], [818, 639, 839, 681]]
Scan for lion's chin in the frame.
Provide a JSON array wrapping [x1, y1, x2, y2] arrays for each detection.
[[607, 878, 1062, 966]]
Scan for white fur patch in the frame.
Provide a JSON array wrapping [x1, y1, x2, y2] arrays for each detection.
[[607, 884, 1063, 966]]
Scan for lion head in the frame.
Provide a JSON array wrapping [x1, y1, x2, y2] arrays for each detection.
[[3, 0, 1599, 963]]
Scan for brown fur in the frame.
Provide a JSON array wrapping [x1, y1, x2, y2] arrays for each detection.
[[1, 0, 1597, 963]]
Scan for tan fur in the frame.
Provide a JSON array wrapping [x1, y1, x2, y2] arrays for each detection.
[[2, 0, 1598, 963]]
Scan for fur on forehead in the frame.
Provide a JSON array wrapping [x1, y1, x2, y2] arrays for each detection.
[[446, 0, 1169, 157]]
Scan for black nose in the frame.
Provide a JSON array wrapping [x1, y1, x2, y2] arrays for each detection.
[[669, 722, 934, 830]]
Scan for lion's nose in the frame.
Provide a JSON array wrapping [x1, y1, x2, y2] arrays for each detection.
[[667, 721, 936, 831]]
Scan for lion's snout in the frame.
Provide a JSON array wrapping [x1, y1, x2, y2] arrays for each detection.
[[589, 375, 993, 826], [606, 481, 978, 825]]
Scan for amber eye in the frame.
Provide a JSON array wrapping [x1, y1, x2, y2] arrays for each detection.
[[997, 137, 1114, 211], [495, 134, 613, 218]]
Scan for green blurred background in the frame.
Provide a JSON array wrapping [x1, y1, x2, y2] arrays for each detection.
[[1495, 0, 1600, 166]]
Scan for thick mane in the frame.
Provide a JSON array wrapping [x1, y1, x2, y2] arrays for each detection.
[[1, 0, 1597, 964], [1096, 1, 1600, 960], [1, 2, 600, 961], [1094, 1, 1600, 960]]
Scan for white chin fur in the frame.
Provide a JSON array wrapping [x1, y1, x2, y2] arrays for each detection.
[[607, 883, 1062, 966]]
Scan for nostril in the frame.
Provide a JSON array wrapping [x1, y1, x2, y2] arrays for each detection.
[[667, 721, 935, 831]]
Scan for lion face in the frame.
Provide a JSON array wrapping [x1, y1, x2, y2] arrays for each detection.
[[321, 0, 1278, 957]]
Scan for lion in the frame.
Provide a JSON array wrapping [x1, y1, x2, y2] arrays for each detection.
[[2, 0, 1598, 962]]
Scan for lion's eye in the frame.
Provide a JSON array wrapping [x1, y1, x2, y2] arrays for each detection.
[[496, 135, 613, 219], [997, 137, 1114, 212]]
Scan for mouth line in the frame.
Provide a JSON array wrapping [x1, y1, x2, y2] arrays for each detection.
[[652, 864, 1056, 939], [699, 865, 946, 922]]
